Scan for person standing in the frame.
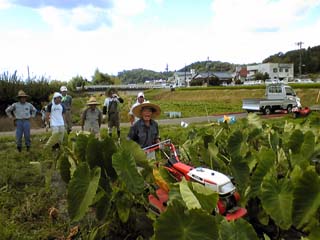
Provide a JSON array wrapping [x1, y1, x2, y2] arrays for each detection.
[[103, 90, 124, 141], [45, 92, 66, 150], [60, 86, 72, 134], [81, 96, 102, 138], [127, 102, 161, 159], [128, 92, 147, 125], [5, 90, 37, 152]]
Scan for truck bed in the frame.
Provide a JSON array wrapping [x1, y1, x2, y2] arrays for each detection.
[[242, 98, 292, 111]]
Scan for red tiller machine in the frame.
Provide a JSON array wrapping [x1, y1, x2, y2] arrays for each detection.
[[144, 140, 247, 221]]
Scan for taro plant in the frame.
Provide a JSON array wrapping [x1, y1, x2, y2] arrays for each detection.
[[175, 113, 320, 239]]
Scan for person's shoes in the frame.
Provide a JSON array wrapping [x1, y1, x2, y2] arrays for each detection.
[[26, 146, 30, 152], [17, 146, 22, 152]]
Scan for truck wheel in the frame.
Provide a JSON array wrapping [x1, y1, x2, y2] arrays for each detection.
[[287, 105, 293, 113], [264, 107, 271, 115]]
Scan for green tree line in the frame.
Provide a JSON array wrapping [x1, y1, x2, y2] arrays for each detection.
[[263, 45, 320, 75]]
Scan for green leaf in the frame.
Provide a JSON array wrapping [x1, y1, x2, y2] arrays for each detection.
[[220, 218, 259, 240], [230, 155, 250, 192], [67, 163, 101, 222], [180, 178, 201, 210], [250, 148, 275, 197], [86, 137, 104, 169], [300, 131, 315, 160], [112, 148, 144, 194], [260, 176, 293, 230], [155, 200, 218, 240], [115, 191, 132, 223], [74, 134, 89, 162], [293, 170, 320, 229], [288, 129, 304, 154], [191, 181, 219, 214], [227, 130, 243, 158], [59, 153, 71, 183], [101, 137, 118, 181], [247, 113, 262, 129]]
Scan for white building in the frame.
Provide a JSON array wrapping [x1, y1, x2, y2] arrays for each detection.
[[171, 69, 196, 87], [247, 63, 294, 82]]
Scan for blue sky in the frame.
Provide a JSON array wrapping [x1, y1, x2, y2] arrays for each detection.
[[0, 0, 320, 81]]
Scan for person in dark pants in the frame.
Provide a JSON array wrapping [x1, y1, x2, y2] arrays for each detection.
[[5, 90, 37, 152], [60, 86, 72, 134], [103, 90, 124, 142], [127, 102, 161, 159]]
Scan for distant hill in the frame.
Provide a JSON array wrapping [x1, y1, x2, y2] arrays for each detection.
[[116, 45, 320, 84], [262, 44, 320, 74]]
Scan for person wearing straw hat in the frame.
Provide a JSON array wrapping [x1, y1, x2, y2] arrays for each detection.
[[127, 102, 161, 159], [5, 90, 37, 152], [81, 96, 102, 137]]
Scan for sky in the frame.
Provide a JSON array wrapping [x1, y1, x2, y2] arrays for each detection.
[[0, 0, 320, 81]]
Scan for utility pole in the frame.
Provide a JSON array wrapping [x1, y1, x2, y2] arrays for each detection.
[[295, 41, 304, 78]]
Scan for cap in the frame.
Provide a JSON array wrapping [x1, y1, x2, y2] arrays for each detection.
[[87, 96, 100, 105], [60, 86, 68, 92], [137, 92, 144, 98], [17, 90, 29, 98], [132, 102, 161, 118]]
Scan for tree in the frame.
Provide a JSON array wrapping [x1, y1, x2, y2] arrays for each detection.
[[92, 69, 114, 85], [68, 75, 87, 91]]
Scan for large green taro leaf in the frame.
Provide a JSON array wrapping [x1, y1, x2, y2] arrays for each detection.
[[112, 148, 144, 195], [74, 134, 89, 162], [230, 155, 250, 192], [300, 131, 315, 160], [115, 191, 132, 223], [293, 170, 320, 229], [191, 181, 219, 214], [250, 148, 275, 198], [86, 137, 104, 169], [288, 129, 304, 154], [247, 113, 262, 129], [154, 200, 218, 240], [220, 218, 258, 240], [227, 130, 243, 158], [67, 162, 101, 222], [180, 178, 201, 210], [260, 176, 293, 230]]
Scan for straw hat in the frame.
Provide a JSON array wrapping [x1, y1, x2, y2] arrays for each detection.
[[132, 102, 161, 118], [17, 90, 29, 98], [87, 96, 100, 105]]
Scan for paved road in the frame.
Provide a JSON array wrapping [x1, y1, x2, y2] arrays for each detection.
[[0, 112, 248, 137]]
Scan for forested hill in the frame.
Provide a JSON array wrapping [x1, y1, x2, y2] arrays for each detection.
[[263, 44, 320, 74], [117, 45, 319, 84], [179, 61, 238, 73], [118, 69, 170, 84]]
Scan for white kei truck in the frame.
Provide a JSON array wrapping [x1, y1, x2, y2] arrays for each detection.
[[242, 84, 301, 115]]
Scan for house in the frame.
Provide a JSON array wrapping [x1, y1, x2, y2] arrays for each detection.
[[193, 71, 233, 85], [247, 63, 294, 82], [235, 66, 248, 83], [171, 69, 196, 87]]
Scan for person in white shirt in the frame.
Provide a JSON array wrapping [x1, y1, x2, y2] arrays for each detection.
[[45, 92, 66, 150], [128, 92, 147, 125]]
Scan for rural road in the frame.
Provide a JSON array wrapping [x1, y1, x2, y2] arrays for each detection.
[[0, 112, 249, 137]]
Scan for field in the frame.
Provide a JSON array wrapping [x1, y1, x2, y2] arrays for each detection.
[[1, 86, 320, 239]]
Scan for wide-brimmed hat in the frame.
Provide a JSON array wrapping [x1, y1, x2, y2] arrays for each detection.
[[132, 102, 161, 118], [87, 96, 100, 105], [17, 90, 29, 98]]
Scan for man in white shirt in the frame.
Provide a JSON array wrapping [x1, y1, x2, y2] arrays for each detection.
[[129, 92, 147, 125], [45, 92, 66, 150]]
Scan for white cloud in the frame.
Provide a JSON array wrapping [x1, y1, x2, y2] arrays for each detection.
[[0, 0, 11, 9]]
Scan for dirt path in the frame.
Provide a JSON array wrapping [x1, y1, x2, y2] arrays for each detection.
[[0, 112, 249, 137]]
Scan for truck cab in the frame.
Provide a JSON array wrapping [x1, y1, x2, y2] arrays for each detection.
[[266, 84, 296, 100]]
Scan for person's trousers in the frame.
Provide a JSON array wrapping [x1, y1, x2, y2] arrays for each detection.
[[46, 126, 65, 148], [65, 110, 72, 132], [16, 119, 31, 147]]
